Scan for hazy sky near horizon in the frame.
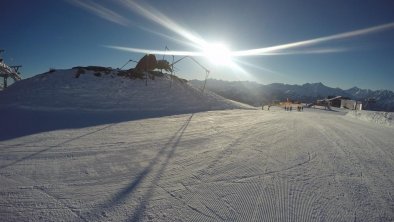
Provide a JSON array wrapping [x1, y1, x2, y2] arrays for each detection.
[[1, 0, 394, 90]]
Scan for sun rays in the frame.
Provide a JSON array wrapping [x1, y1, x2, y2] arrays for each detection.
[[202, 43, 232, 65], [70, 0, 394, 78]]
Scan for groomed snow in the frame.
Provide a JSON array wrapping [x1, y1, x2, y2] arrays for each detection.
[[0, 107, 393, 221]]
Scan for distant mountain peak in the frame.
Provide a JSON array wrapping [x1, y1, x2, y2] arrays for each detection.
[[302, 82, 327, 87], [348, 86, 361, 90], [190, 79, 394, 111]]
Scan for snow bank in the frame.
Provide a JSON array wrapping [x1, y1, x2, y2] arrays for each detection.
[[346, 110, 393, 127], [0, 68, 253, 113]]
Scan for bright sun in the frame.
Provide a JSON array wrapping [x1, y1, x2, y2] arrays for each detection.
[[202, 43, 232, 65]]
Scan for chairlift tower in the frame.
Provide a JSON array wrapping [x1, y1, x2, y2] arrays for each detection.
[[170, 56, 210, 93], [0, 49, 22, 89], [119, 59, 138, 70]]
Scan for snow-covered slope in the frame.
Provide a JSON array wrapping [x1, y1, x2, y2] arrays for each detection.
[[346, 110, 393, 127], [0, 68, 255, 141], [1, 108, 393, 221], [0, 68, 252, 112]]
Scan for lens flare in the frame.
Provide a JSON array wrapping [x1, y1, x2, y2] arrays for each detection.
[[202, 43, 232, 65]]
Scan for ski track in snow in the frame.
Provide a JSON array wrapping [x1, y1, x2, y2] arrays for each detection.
[[0, 108, 393, 221]]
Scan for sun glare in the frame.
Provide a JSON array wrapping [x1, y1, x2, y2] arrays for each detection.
[[203, 43, 232, 65]]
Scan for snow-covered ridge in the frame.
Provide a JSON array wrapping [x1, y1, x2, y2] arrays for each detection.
[[346, 110, 393, 127], [0, 67, 253, 112]]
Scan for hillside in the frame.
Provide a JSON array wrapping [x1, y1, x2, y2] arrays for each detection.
[[0, 68, 253, 141], [0, 67, 252, 112], [190, 79, 394, 111]]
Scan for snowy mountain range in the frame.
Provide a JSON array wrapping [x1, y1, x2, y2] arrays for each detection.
[[190, 79, 394, 111]]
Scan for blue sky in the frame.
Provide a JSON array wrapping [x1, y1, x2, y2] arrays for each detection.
[[1, 0, 394, 90]]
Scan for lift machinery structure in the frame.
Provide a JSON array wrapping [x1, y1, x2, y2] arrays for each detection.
[[0, 49, 22, 89]]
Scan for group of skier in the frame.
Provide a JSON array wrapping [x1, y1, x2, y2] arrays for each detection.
[[262, 104, 304, 112], [284, 106, 292, 111], [284, 105, 303, 111]]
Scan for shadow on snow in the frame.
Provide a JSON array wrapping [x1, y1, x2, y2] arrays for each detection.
[[82, 114, 193, 221], [0, 124, 115, 170], [0, 107, 200, 141]]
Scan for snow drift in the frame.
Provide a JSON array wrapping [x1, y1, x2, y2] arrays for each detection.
[[0, 67, 252, 112], [346, 110, 393, 127]]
